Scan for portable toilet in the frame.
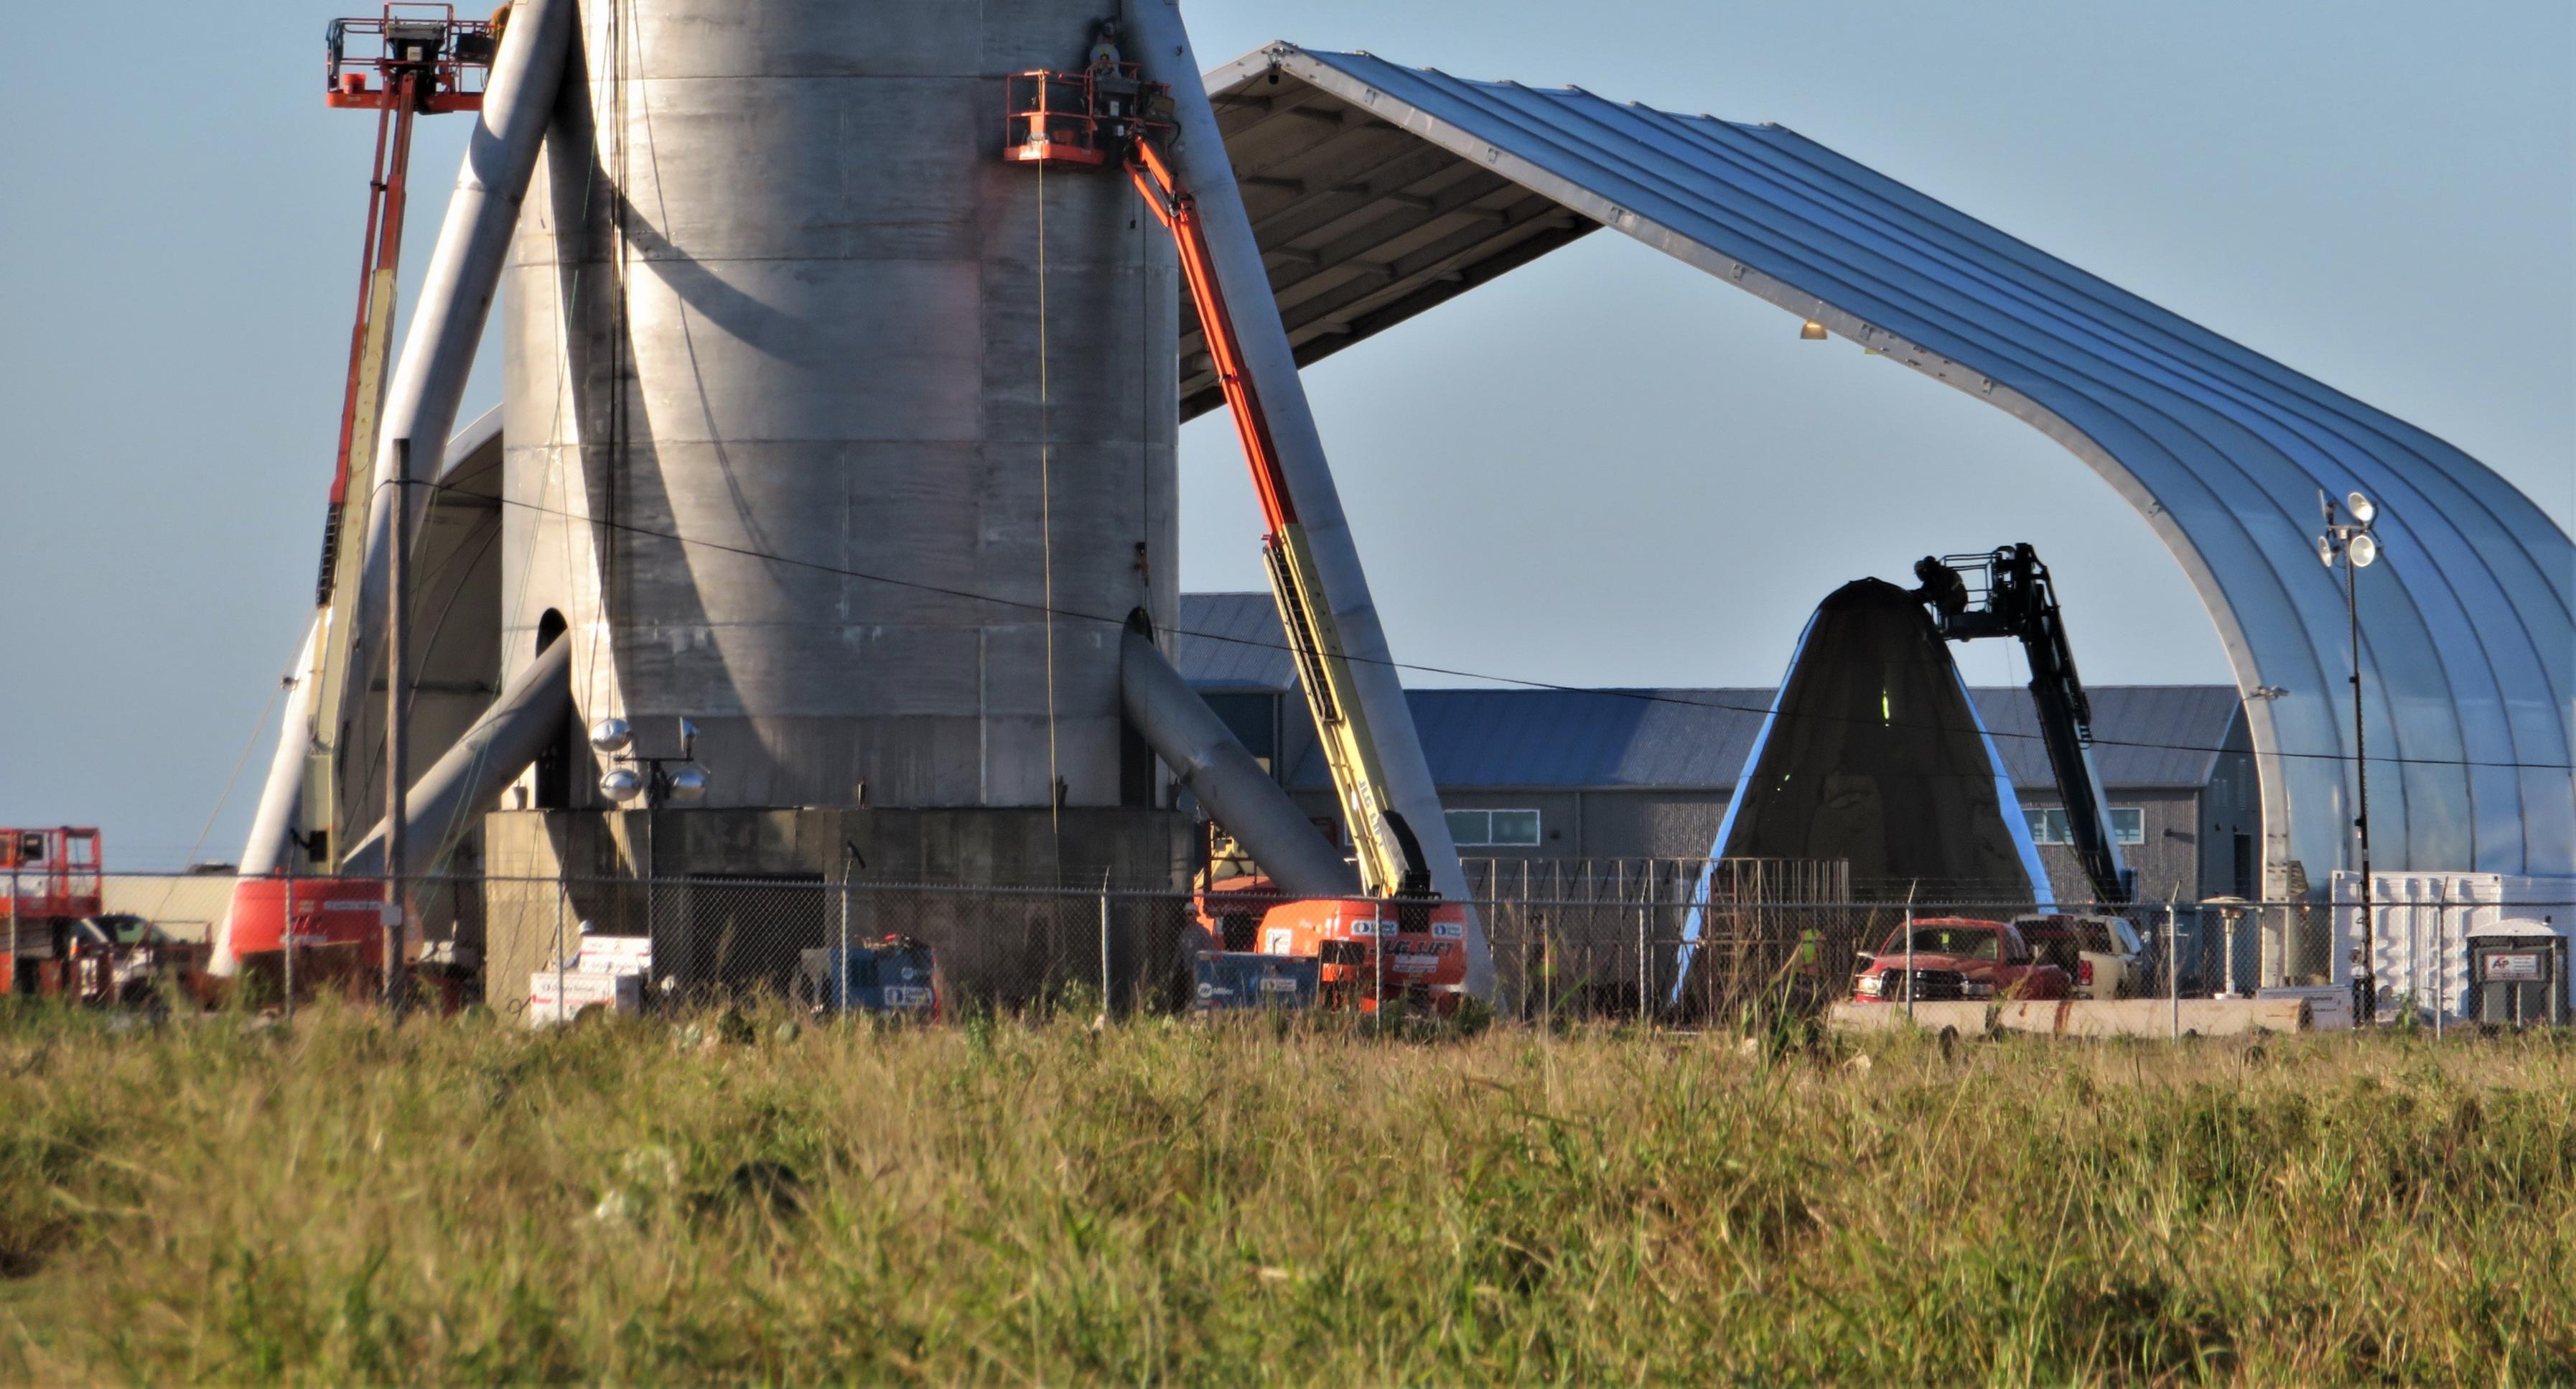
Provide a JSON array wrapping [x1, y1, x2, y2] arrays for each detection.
[[2464, 919, 2567, 1028]]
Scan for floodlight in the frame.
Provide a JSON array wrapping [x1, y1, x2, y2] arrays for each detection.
[[2349, 532, 2379, 568], [2318, 535, 2337, 567], [588, 717, 633, 754], [2346, 491, 2376, 526], [1799, 318, 1828, 340], [599, 767, 644, 802], [666, 766, 710, 802]]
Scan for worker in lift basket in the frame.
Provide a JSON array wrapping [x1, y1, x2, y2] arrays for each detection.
[[1087, 19, 1139, 130]]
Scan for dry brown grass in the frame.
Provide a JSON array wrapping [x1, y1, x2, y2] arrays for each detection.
[[1, 1000, 2571, 1383]]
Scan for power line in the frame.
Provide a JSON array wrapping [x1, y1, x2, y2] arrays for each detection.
[[403, 476, 2576, 776]]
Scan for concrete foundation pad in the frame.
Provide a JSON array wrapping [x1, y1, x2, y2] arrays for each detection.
[[1829, 996, 2326, 1038]]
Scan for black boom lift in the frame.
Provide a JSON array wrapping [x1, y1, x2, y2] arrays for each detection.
[[1913, 544, 2136, 906]]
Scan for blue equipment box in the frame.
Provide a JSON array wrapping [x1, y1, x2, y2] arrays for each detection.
[[801, 940, 939, 1013], [1193, 952, 1320, 1011]]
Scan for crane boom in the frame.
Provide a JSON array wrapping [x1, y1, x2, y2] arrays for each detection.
[[1126, 141, 1428, 899], [1915, 544, 2134, 905], [301, 7, 500, 869]]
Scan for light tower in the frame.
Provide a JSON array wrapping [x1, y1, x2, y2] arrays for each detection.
[[2318, 489, 2381, 1022]]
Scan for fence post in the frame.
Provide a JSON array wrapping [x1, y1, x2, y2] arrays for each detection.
[[1635, 901, 1648, 1027], [2432, 883, 2445, 1041], [2221, 902, 2237, 998], [1541, 915, 1552, 1026], [283, 857, 297, 1022], [1373, 898, 1385, 1021], [1098, 881, 1111, 1021], [837, 850, 852, 1016], [383, 440, 409, 1013], [8, 862, 19, 1002], [2167, 896, 2180, 1041], [1903, 893, 1916, 1024], [554, 877, 567, 1027]]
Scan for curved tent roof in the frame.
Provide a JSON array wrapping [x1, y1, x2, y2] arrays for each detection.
[[1198, 43, 2575, 883]]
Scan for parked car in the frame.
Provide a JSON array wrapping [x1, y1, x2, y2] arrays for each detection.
[[1851, 918, 2068, 1003], [2013, 913, 2148, 1000]]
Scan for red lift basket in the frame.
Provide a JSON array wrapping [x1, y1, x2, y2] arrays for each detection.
[[1, 828, 103, 922], [1002, 65, 1165, 167], [325, 4, 497, 112]]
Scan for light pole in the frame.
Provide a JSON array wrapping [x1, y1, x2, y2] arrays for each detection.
[[2318, 490, 2381, 1023], [386, 441, 411, 1008]]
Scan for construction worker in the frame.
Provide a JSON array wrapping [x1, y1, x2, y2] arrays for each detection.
[[1087, 18, 1140, 131]]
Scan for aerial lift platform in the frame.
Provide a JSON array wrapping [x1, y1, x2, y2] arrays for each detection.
[[302, 4, 499, 873], [1004, 37, 1473, 1013], [1913, 543, 2136, 907]]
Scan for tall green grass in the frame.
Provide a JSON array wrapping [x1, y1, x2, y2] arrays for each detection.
[[1, 1000, 2571, 1383]]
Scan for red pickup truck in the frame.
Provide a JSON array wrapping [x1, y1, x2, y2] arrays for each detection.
[[1851, 917, 2069, 1003]]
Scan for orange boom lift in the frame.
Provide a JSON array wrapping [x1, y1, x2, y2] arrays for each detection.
[[1003, 52, 1470, 1013], [302, 4, 498, 870]]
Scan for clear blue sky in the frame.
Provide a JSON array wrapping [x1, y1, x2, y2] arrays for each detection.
[[1, 1, 2567, 868]]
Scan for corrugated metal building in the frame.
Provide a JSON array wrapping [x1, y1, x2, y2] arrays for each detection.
[[1174, 593, 2255, 903]]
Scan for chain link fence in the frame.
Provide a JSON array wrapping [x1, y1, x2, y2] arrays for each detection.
[[28, 871, 2569, 1028]]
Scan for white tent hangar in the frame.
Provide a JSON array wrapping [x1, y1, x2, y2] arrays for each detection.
[[1192, 43, 2575, 891]]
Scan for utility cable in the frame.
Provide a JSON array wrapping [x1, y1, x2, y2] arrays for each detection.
[[155, 631, 299, 917], [400, 476, 2576, 776], [1038, 151, 1062, 837]]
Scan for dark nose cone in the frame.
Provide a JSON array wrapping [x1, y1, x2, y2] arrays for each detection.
[[1721, 578, 2038, 902]]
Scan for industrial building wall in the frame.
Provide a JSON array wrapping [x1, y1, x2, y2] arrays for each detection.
[[1572, 792, 1730, 861], [2200, 746, 2264, 899], [1289, 787, 1729, 863], [2018, 789, 2201, 906], [1289, 778, 2226, 896]]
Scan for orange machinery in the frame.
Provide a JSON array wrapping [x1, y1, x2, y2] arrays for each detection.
[[213, 6, 497, 999], [1007, 54, 1467, 1014], [1, 828, 103, 995]]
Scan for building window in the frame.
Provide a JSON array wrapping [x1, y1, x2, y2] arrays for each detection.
[[2111, 807, 2145, 845], [2024, 807, 2063, 845], [2025, 807, 2145, 846], [1447, 809, 1541, 847]]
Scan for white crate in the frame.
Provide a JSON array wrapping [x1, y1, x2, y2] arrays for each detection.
[[528, 967, 643, 1026], [571, 934, 653, 973]]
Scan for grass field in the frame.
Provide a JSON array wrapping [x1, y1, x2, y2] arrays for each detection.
[[2, 1002, 2572, 1385]]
